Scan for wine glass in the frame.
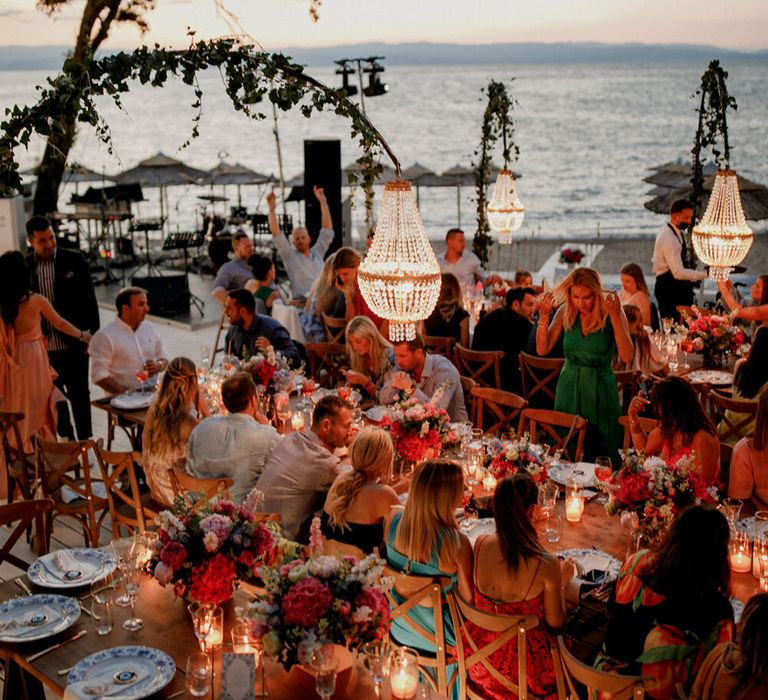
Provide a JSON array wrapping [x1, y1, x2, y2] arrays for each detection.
[[362, 640, 392, 697], [135, 361, 150, 391], [111, 536, 136, 607], [121, 556, 143, 631], [720, 497, 743, 531], [542, 515, 563, 554], [188, 602, 216, 653], [310, 645, 339, 700], [662, 317, 673, 336], [274, 392, 291, 432], [680, 337, 694, 369], [666, 335, 679, 373], [594, 457, 613, 505], [186, 652, 213, 697]]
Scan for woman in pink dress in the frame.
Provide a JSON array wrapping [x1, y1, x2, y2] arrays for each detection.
[[0, 251, 91, 497]]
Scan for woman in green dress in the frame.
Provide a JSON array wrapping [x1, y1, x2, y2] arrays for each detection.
[[247, 254, 280, 314], [536, 267, 633, 463]]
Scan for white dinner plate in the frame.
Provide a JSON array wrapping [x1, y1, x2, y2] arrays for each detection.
[[686, 369, 733, 386], [559, 548, 622, 583], [110, 391, 154, 410], [28, 548, 117, 589], [0, 594, 80, 642], [363, 406, 386, 423], [548, 462, 597, 488]]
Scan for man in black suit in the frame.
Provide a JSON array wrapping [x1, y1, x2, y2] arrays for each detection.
[[26, 216, 100, 440]]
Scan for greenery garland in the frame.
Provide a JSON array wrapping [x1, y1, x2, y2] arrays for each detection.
[[472, 79, 518, 264], [0, 38, 392, 206]]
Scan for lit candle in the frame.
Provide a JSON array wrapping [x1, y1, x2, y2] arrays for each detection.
[[205, 607, 224, 646], [390, 669, 418, 699], [730, 551, 752, 573], [291, 412, 305, 432], [565, 496, 584, 523], [481, 473, 497, 492]]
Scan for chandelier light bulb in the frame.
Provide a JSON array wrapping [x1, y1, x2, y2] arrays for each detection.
[[692, 169, 753, 281], [486, 169, 525, 244], [358, 180, 442, 342]]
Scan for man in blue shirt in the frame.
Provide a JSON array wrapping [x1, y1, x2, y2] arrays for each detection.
[[211, 231, 255, 306], [224, 289, 300, 365]]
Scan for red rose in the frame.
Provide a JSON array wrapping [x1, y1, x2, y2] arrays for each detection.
[[282, 577, 334, 627], [239, 551, 255, 568], [250, 523, 275, 559], [160, 541, 188, 570], [397, 433, 427, 462]]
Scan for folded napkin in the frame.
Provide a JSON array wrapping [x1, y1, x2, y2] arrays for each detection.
[[573, 552, 613, 580], [66, 666, 150, 699], [0, 605, 62, 637]]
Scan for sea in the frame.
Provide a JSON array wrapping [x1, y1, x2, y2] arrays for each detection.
[[2, 61, 767, 241]]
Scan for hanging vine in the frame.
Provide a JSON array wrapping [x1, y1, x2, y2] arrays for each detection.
[[0, 38, 393, 201], [471, 79, 518, 264]]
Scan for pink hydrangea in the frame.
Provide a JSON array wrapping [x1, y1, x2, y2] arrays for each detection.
[[282, 577, 333, 627], [199, 514, 233, 546]]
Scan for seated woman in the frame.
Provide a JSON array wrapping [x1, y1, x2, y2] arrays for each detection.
[[466, 474, 572, 700], [301, 252, 341, 343], [729, 392, 768, 513], [718, 276, 768, 332], [628, 376, 720, 485], [691, 592, 768, 700], [321, 426, 399, 558], [333, 247, 384, 330], [246, 254, 280, 314], [384, 459, 473, 700], [142, 357, 208, 506], [615, 304, 668, 379], [343, 316, 394, 401], [619, 263, 653, 327], [599, 506, 733, 699], [424, 273, 470, 347], [718, 326, 768, 445]]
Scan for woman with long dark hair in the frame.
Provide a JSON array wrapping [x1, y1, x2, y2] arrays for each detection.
[[628, 376, 720, 484], [599, 506, 734, 699], [424, 273, 470, 347], [465, 474, 571, 699]]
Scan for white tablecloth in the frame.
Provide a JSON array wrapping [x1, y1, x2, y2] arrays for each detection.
[[271, 301, 305, 343]]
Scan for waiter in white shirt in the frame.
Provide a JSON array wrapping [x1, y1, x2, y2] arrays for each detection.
[[652, 199, 707, 322]]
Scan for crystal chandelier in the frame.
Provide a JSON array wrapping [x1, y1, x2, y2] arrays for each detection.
[[692, 169, 753, 281], [358, 180, 441, 341], [487, 169, 525, 244]]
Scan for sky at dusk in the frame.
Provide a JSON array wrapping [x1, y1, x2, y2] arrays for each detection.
[[0, 0, 766, 51]]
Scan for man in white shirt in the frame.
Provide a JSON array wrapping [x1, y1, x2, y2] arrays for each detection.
[[652, 199, 707, 321], [89, 287, 167, 395], [437, 228, 502, 290], [187, 372, 280, 503], [211, 232, 255, 306], [257, 395, 355, 542], [268, 186, 334, 300]]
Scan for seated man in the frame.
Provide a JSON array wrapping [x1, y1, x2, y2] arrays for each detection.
[[89, 286, 167, 395], [225, 289, 300, 365], [268, 186, 334, 300], [187, 372, 281, 503], [437, 228, 501, 290], [211, 231, 256, 306], [257, 395, 355, 542], [512, 269, 534, 288], [473, 286, 537, 394], [380, 334, 468, 422]]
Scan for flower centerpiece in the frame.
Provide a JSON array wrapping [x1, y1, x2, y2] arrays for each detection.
[[559, 247, 585, 265], [245, 520, 391, 671], [605, 450, 717, 543], [149, 489, 279, 604], [488, 436, 549, 483], [242, 346, 296, 395], [680, 308, 745, 368]]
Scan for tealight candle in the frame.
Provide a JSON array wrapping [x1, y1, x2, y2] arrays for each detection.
[[390, 647, 419, 699], [565, 496, 584, 523], [730, 551, 751, 573], [482, 473, 497, 492], [391, 669, 418, 699], [205, 607, 224, 646], [291, 412, 305, 432], [730, 531, 752, 573]]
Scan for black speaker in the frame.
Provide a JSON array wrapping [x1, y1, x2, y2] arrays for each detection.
[[132, 274, 190, 317], [304, 139, 342, 255]]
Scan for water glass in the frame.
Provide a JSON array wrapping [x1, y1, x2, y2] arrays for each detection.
[[542, 515, 563, 553], [720, 497, 743, 531], [91, 598, 113, 636], [362, 640, 392, 691], [537, 481, 558, 520], [189, 602, 216, 653], [310, 645, 338, 700], [186, 652, 213, 697]]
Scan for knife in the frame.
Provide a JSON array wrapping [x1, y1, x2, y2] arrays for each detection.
[[25, 629, 87, 663]]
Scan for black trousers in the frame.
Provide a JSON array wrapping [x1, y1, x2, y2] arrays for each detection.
[[654, 271, 694, 323], [48, 348, 92, 440]]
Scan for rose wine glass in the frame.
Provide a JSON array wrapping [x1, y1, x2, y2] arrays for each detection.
[[594, 456, 613, 505], [680, 337, 694, 369], [135, 361, 150, 391]]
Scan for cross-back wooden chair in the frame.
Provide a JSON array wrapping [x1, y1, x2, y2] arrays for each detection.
[[305, 342, 349, 387], [210, 307, 230, 367], [423, 335, 457, 365], [169, 465, 233, 505], [460, 376, 477, 424], [0, 410, 36, 504], [36, 437, 108, 547], [449, 592, 540, 700], [518, 353, 565, 409], [708, 390, 759, 445], [472, 387, 527, 437], [321, 313, 347, 344], [382, 564, 465, 700], [456, 345, 504, 389], [517, 408, 587, 462], [618, 415, 660, 451], [552, 636, 651, 699], [0, 499, 54, 571], [615, 369, 642, 412], [93, 441, 160, 538]]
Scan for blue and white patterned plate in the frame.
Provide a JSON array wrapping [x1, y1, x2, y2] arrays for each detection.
[[548, 462, 597, 488], [559, 548, 622, 582], [67, 646, 175, 700], [28, 548, 117, 589], [735, 517, 768, 540], [0, 594, 80, 642]]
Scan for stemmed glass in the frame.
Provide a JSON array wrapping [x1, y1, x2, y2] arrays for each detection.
[[188, 602, 216, 653], [679, 337, 694, 369], [542, 515, 563, 554], [666, 334, 679, 373], [135, 361, 151, 392], [274, 392, 292, 432], [594, 456, 613, 505], [362, 640, 392, 698], [720, 497, 743, 531], [662, 317, 673, 336], [111, 536, 136, 608], [121, 538, 147, 632], [310, 645, 339, 700]]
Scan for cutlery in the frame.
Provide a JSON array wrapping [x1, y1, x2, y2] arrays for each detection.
[[14, 579, 33, 596], [165, 690, 186, 699], [79, 602, 94, 619], [25, 629, 87, 663], [57, 665, 74, 676]]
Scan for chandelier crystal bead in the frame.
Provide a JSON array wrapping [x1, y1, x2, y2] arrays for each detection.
[[486, 169, 525, 245], [692, 169, 754, 281], [358, 180, 441, 342]]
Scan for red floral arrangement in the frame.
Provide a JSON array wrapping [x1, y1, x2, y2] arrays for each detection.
[[681, 309, 745, 358], [380, 395, 458, 464], [559, 247, 585, 264], [489, 437, 548, 483], [242, 347, 295, 395]]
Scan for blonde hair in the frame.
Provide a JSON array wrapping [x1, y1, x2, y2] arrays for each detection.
[[346, 316, 392, 375], [394, 459, 464, 563], [143, 357, 198, 458], [556, 267, 608, 335], [309, 252, 338, 316], [325, 427, 394, 529], [620, 263, 649, 294]]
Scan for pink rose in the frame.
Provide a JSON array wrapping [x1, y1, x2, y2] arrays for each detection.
[[282, 577, 334, 627]]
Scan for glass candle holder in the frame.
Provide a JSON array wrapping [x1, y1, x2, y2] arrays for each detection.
[[730, 530, 752, 573], [231, 621, 261, 663], [291, 411, 305, 432], [390, 647, 419, 699], [205, 606, 224, 647], [564, 496, 584, 523], [753, 511, 768, 579], [481, 471, 497, 492]]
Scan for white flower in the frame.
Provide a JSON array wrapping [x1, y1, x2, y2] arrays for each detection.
[[307, 555, 341, 578], [287, 564, 309, 582], [244, 488, 265, 513], [157, 511, 186, 541], [505, 447, 519, 462], [203, 531, 220, 552], [351, 606, 372, 624]]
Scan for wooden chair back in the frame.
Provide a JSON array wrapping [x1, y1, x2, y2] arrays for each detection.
[[423, 335, 457, 365], [0, 410, 36, 502], [460, 376, 477, 424], [708, 390, 758, 444], [169, 465, 233, 505], [615, 369, 642, 411], [36, 437, 107, 547], [618, 415, 660, 451], [0, 499, 54, 570], [321, 313, 347, 344], [93, 441, 159, 537], [382, 564, 464, 700], [553, 636, 650, 699], [449, 592, 539, 700], [456, 345, 504, 389], [322, 537, 366, 562], [472, 387, 527, 436], [517, 408, 587, 462], [518, 353, 564, 409], [305, 342, 349, 388], [210, 307, 230, 367]]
